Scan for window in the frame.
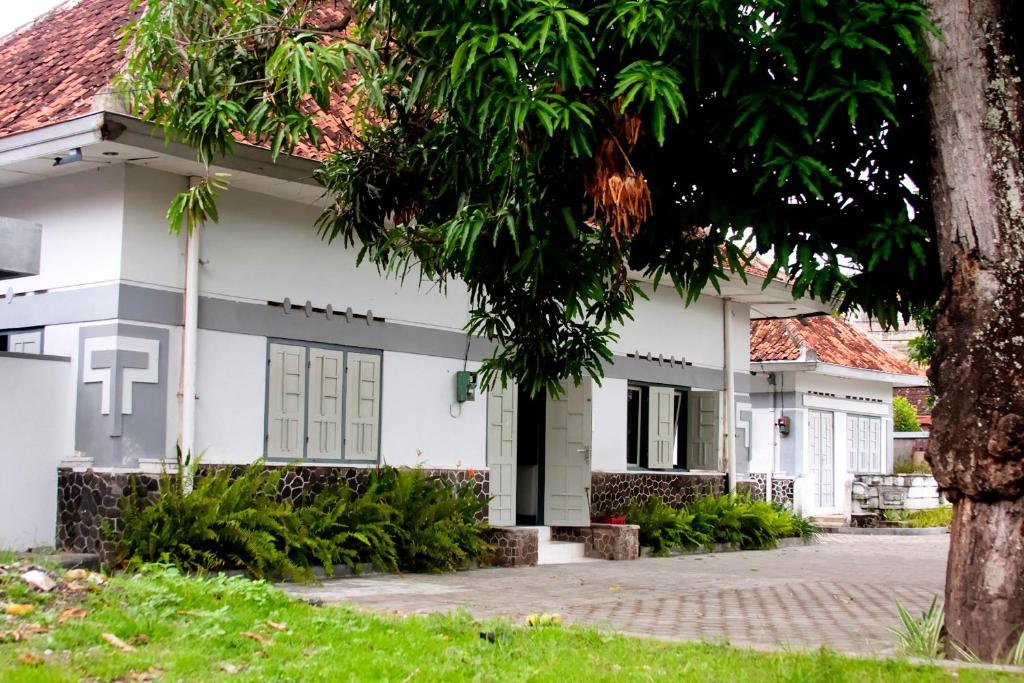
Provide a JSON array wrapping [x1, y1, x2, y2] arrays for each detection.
[[626, 384, 688, 469], [0, 328, 42, 354], [847, 414, 883, 472], [266, 342, 381, 461]]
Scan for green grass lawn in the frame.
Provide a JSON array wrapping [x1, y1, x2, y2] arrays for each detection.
[[0, 564, 1017, 682]]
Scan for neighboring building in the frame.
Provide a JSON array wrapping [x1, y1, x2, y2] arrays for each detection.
[[748, 315, 926, 520], [894, 385, 932, 431], [0, 0, 827, 552], [845, 309, 923, 360]]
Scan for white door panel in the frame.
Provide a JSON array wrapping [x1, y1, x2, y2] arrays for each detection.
[[544, 380, 592, 526], [487, 384, 518, 526], [809, 409, 835, 510]]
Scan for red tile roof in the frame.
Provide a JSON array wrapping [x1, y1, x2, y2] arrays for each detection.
[[0, 0, 356, 157], [0, 0, 136, 139], [750, 315, 925, 376]]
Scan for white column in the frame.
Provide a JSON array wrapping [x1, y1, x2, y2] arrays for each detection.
[[179, 176, 202, 492], [723, 298, 736, 493]]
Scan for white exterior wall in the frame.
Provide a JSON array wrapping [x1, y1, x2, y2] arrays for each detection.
[[0, 354, 73, 550], [194, 329, 265, 463], [612, 287, 750, 373], [0, 166, 126, 294], [591, 378, 628, 471], [379, 352, 486, 469], [121, 166, 471, 331]]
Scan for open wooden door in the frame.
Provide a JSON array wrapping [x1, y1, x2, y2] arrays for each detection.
[[544, 380, 592, 526], [487, 383, 517, 526]]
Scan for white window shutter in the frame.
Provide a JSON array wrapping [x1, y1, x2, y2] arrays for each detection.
[[267, 343, 306, 458], [307, 348, 344, 459], [647, 386, 675, 469], [345, 352, 380, 460]]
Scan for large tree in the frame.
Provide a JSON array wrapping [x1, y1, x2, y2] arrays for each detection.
[[922, 0, 1023, 661], [120, 0, 1021, 659]]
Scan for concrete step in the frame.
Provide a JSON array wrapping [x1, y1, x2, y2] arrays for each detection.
[[810, 515, 847, 528], [537, 540, 591, 565]]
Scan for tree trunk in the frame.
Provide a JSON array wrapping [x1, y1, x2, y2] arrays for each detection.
[[924, 0, 1024, 662]]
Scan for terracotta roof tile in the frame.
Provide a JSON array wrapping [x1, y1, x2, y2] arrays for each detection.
[[0, 0, 356, 158], [750, 315, 925, 376]]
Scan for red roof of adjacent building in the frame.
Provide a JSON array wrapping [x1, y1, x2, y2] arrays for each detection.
[[0, 0, 356, 157], [750, 314, 925, 376]]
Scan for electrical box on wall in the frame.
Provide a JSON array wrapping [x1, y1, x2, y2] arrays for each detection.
[[455, 370, 478, 402], [776, 416, 791, 437]]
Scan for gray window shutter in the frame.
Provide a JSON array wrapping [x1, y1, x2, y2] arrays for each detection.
[[307, 348, 344, 459], [686, 390, 721, 470], [647, 386, 675, 469], [267, 343, 306, 458], [345, 352, 380, 460]]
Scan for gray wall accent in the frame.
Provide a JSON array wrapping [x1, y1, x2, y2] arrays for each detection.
[[198, 294, 497, 362], [118, 284, 183, 325], [0, 217, 42, 280], [0, 350, 69, 362], [603, 354, 750, 393], [0, 283, 120, 329], [76, 323, 168, 468], [6, 282, 753, 387]]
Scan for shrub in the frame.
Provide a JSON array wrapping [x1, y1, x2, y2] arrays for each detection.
[[627, 494, 816, 554], [370, 467, 491, 572], [119, 458, 319, 581], [291, 485, 398, 573], [893, 395, 922, 432]]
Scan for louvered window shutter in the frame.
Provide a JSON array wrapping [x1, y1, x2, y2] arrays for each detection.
[[307, 348, 344, 459], [267, 343, 306, 458], [345, 353, 380, 460], [647, 386, 675, 469]]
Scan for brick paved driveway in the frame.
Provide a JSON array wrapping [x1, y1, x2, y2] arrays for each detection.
[[282, 535, 947, 654]]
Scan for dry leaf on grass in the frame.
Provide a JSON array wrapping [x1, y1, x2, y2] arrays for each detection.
[[25, 624, 50, 634], [101, 633, 136, 652], [242, 631, 273, 646], [21, 570, 57, 593], [129, 667, 163, 681], [18, 652, 43, 665], [265, 620, 287, 631], [4, 603, 36, 617], [65, 569, 89, 581], [128, 634, 151, 646], [59, 608, 88, 623], [219, 662, 243, 674]]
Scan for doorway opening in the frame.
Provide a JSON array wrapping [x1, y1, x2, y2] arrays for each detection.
[[515, 388, 545, 526]]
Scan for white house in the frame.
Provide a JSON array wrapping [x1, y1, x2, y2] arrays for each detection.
[[747, 315, 927, 521], [0, 0, 826, 552]]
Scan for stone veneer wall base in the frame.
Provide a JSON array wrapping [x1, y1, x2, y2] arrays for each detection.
[[589, 471, 726, 517], [551, 524, 639, 560], [57, 465, 488, 566]]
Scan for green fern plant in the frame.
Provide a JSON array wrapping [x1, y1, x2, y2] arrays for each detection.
[[119, 456, 317, 581], [292, 485, 398, 574], [370, 467, 490, 573]]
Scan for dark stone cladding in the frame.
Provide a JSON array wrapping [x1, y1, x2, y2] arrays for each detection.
[[551, 524, 640, 561], [57, 465, 489, 566], [481, 527, 538, 567], [589, 471, 725, 517], [738, 473, 795, 508]]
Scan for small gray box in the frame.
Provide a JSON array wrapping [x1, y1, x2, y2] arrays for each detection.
[[878, 485, 907, 509], [0, 217, 42, 280]]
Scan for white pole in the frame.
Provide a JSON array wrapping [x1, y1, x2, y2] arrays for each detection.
[[180, 176, 202, 492], [723, 298, 736, 494]]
